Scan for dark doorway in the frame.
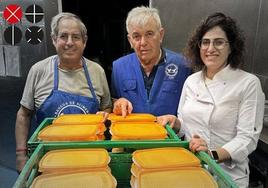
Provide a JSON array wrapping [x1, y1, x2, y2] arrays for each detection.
[[62, 0, 149, 85]]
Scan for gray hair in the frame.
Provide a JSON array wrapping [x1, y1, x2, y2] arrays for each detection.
[[126, 6, 162, 33], [50, 12, 87, 42]]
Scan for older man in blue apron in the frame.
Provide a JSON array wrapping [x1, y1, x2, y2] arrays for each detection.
[[15, 12, 112, 172]]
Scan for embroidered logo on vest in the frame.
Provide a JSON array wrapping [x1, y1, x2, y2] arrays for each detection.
[[165, 63, 178, 78]]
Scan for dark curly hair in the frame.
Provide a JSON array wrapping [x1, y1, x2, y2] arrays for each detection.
[[183, 12, 245, 72]]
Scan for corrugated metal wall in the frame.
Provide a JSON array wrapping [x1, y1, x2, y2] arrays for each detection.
[[150, 0, 268, 98]]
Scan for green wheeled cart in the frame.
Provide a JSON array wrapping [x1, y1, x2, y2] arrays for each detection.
[[13, 141, 238, 188]]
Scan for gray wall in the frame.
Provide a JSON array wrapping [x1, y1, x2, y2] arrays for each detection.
[[150, 0, 268, 98]]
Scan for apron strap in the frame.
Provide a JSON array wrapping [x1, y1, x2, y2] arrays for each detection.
[[53, 56, 59, 90], [53, 56, 98, 101], [82, 57, 98, 101]]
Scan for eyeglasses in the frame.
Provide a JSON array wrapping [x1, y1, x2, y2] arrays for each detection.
[[198, 38, 229, 50], [57, 33, 83, 42]]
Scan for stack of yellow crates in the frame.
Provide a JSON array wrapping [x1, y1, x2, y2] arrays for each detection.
[[130, 147, 218, 188], [37, 114, 106, 141], [30, 148, 117, 188]]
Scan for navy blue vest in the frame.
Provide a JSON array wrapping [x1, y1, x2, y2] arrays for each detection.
[[111, 49, 191, 116]]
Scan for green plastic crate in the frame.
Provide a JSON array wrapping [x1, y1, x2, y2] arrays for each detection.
[[27, 117, 181, 154], [14, 142, 238, 188]]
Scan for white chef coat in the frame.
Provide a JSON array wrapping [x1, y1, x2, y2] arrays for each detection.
[[178, 65, 265, 188]]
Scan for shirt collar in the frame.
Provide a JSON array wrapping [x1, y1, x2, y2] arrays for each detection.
[[202, 64, 237, 81], [158, 48, 166, 66]]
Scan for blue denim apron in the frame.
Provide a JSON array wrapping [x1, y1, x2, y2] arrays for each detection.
[[36, 56, 99, 124]]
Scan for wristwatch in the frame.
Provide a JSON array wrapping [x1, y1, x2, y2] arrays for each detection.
[[209, 150, 219, 162]]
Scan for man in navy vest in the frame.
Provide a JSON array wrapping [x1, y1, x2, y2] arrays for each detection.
[[111, 6, 191, 117]]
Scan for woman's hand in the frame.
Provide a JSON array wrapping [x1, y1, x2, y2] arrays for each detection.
[[189, 134, 208, 152], [157, 115, 180, 128]]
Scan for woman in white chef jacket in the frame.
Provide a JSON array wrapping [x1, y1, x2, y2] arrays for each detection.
[[157, 12, 265, 188]]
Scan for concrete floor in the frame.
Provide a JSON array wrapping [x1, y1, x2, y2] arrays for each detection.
[[0, 166, 18, 188]]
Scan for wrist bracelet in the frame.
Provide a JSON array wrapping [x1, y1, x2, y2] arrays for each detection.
[[16, 148, 27, 152]]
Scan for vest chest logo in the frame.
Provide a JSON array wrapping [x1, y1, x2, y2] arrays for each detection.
[[165, 63, 178, 78], [54, 101, 89, 116]]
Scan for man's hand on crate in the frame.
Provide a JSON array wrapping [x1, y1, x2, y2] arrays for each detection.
[[113, 98, 133, 117], [96, 111, 110, 122]]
